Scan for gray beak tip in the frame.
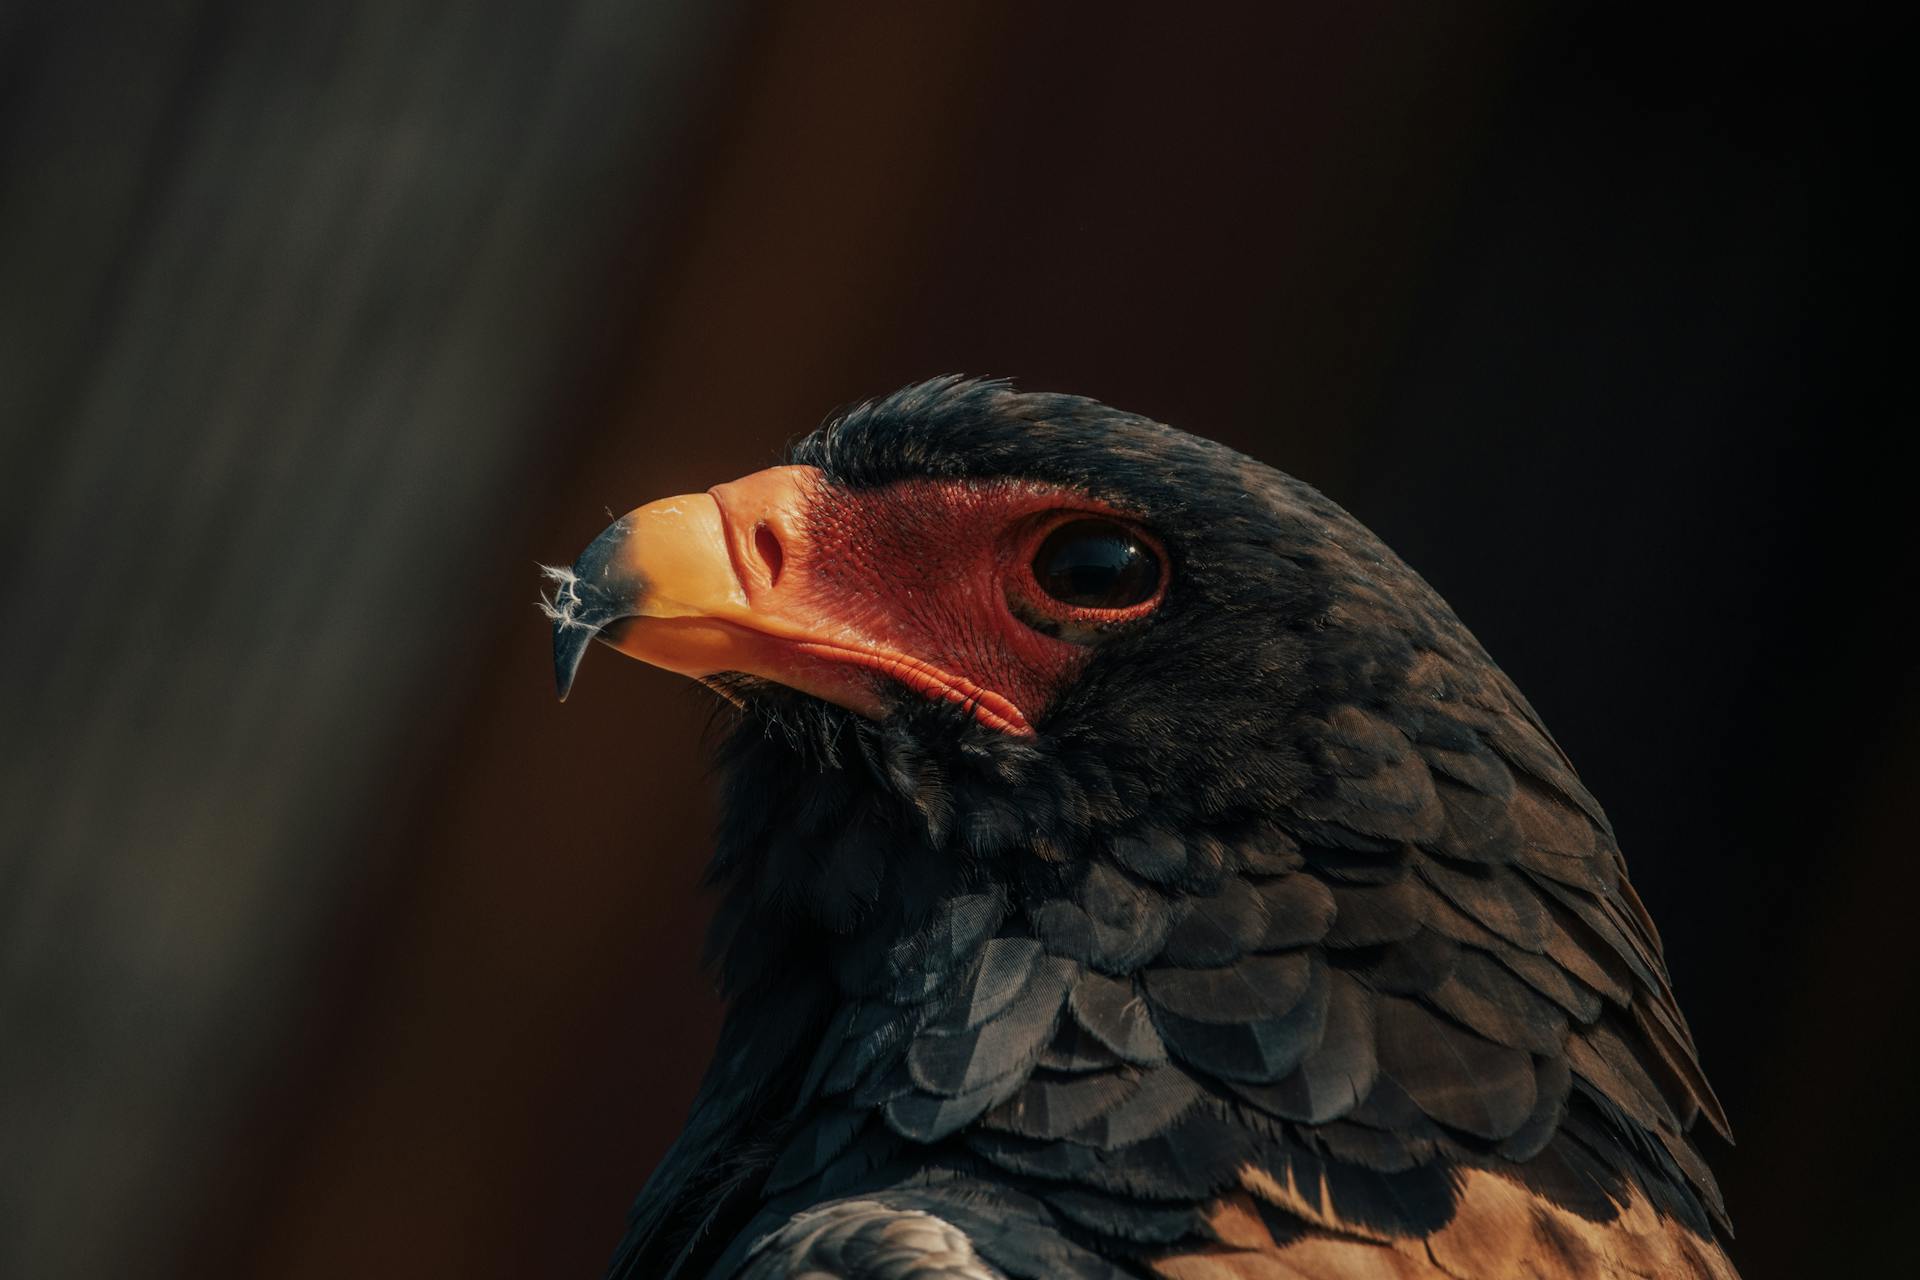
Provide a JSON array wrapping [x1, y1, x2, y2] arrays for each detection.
[[552, 621, 593, 702], [541, 515, 644, 704]]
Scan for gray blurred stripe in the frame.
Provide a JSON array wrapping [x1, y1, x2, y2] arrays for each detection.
[[0, 2, 733, 1275]]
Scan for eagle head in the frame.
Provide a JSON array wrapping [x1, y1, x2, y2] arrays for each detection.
[[548, 378, 1733, 1280]]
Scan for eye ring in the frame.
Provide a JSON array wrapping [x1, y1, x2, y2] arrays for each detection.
[[1029, 517, 1164, 612]]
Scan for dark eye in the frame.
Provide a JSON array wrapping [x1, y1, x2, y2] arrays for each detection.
[[1032, 519, 1162, 609]]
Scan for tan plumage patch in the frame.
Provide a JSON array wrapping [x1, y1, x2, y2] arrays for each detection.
[[1150, 1167, 1739, 1279]]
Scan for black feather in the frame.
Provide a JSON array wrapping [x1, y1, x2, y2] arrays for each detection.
[[822, 1002, 915, 1097], [1042, 1187, 1207, 1246], [883, 1074, 1016, 1143], [1288, 1143, 1460, 1239], [1563, 1015, 1682, 1134], [1325, 878, 1424, 947], [882, 891, 1008, 1003], [1035, 1014, 1124, 1074], [764, 1107, 869, 1194], [1159, 879, 1272, 967], [971, 1105, 1259, 1201], [1226, 968, 1377, 1123], [1513, 1130, 1629, 1224], [1254, 873, 1336, 948], [1153, 958, 1332, 1084], [1375, 993, 1537, 1140], [1418, 858, 1551, 951], [1067, 972, 1168, 1067], [1417, 739, 1515, 799], [1299, 837, 1413, 884], [1065, 1064, 1204, 1150], [1365, 928, 1460, 996], [1231, 826, 1306, 876], [1497, 1054, 1573, 1163], [907, 956, 1076, 1096], [1031, 900, 1098, 965], [1428, 947, 1570, 1056], [981, 1068, 1146, 1141], [1313, 1119, 1433, 1173], [1497, 945, 1606, 1023], [921, 937, 1042, 1033], [1142, 951, 1313, 1023], [1075, 863, 1175, 973], [1108, 828, 1189, 883]]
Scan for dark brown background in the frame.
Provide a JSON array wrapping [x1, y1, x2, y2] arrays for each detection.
[[1, 5, 1907, 1278]]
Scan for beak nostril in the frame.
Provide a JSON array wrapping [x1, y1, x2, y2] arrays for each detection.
[[754, 522, 785, 588]]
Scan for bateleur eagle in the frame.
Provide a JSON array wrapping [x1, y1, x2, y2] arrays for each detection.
[[545, 378, 1736, 1280]]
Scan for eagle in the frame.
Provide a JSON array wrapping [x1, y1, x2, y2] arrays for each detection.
[[545, 378, 1736, 1279]]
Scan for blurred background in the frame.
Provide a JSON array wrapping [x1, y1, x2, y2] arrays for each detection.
[[0, 4, 1906, 1277]]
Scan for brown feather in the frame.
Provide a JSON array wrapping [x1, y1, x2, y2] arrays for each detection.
[[1152, 1170, 1737, 1280]]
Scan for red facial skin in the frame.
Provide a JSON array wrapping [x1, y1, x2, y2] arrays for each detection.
[[719, 474, 1167, 736]]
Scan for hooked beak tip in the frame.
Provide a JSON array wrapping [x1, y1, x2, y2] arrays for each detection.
[[541, 515, 644, 701], [552, 626, 586, 702]]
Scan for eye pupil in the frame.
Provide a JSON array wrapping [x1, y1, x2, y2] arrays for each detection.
[[1033, 519, 1161, 609]]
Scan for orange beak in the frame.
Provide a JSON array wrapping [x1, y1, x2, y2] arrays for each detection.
[[544, 465, 1030, 733]]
